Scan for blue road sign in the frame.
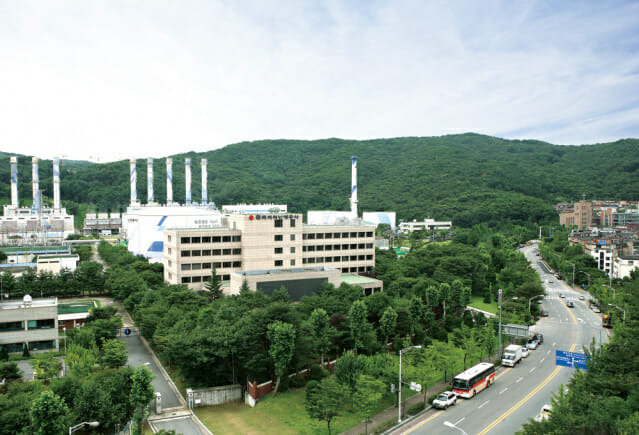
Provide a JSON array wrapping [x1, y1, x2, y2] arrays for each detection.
[[125, 328, 131, 336], [556, 350, 588, 370]]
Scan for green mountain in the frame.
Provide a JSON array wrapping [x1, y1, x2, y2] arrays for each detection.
[[0, 134, 637, 227]]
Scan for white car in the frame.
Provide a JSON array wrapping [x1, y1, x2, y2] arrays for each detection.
[[526, 338, 539, 350], [432, 391, 457, 409], [534, 404, 552, 422], [521, 347, 530, 358]]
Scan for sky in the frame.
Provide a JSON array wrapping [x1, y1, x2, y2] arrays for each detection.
[[1, 0, 638, 162]]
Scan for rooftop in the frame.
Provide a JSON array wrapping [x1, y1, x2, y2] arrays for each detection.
[[0, 297, 57, 310], [340, 274, 380, 285], [236, 267, 337, 276]]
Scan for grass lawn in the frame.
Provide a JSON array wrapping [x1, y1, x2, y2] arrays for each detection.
[[57, 300, 97, 315], [469, 295, 498, 314], [194, 387, 396, 435]]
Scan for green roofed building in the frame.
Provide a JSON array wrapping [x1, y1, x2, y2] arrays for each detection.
[[340, 274, 383, 296]]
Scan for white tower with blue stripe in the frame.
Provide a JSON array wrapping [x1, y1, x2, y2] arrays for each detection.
[[130, 158, 137, 205], [147, 158, 154, 203], [166, 158, 173, 204], [10, 156, 18, 208], [201, 158, 207, 205], [53, 158, 61, 212], [185, 158, 192, 206], [350, 156, 358, 216], [32, 157, 39, 211]]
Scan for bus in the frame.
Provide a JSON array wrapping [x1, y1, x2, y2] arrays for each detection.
[[451, 362, 496, 398]]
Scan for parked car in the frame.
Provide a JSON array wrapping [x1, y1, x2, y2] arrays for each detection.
[[578, 295, 585, 300], [559, 293, 565, 298], [521, 347, 530, 358], [526, 338, 539, 350], [534, 404, 552, 422], [566, 301, 575, 308], [432, 391, 457, 409], [591, 304, 601, 313]]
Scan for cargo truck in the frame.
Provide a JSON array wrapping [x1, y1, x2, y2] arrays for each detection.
[[602, 313, 613, 328], [502, 344, 523, 367]]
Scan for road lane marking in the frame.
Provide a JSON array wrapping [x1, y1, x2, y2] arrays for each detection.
[[402, 410, 444, 434], [499, 388, 508, 394], [495, 367, 512, 381], [455, 417, 465, 425], [478, 400, 489, 409], [540, 358, 545, 363], [529, 367, 535, 373], [547, 350, 551, 355], [516, 377, 523, 383]]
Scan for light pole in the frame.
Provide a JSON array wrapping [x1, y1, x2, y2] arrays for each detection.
[[608, 303, 626, 322], [498, 289, 503, 361], [69, 421, 99, 435], [529, 295, 544, 313], [566, 261, 575, 287], [398, 345, 422, 423], [444, 420, 468, 435], [579, 270, 590, 288], [63, 326, 66, 354], [603, 284, 616, 300]]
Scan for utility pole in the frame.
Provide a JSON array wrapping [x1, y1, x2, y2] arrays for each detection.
[[498, 289, 503, 361]]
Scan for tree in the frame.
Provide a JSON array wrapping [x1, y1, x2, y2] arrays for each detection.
[[408, 296, 424, 335], [239, 279, 250, 295], [65, 343, 100, 377], [349, 300, 370, 354], [30, 390, 69, 435], [334, 350, 364, 393], [305, 376, 345, 435], [203, 266, 224, 301], [31, 353, 61, 382], [130, 366, 155, 434], [267, 321, 296, 396], [353, 374, 385, 434], [0, 345, 8, 362], [22, 343, 30, 358], [439, 283, 451, 320], [409, 349, 442, 405], [272, 286, 291, 304], [0, 361, 22, 382], [308, 308, 333, 366], [102, 339, 128, 368], [379, 306, 397, 349]]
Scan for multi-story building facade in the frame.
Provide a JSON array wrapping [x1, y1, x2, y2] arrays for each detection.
[[163, 212, 377, 294], [559, 200, 593, 228], [0, 296, 59, 353]]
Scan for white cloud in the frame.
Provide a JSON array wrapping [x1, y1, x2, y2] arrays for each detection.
[[0, 0, 638, 161]]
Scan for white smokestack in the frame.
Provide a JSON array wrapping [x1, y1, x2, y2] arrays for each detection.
[[147, 158, 154, 203], [130, 158, 137, 205], [10, 156, 18, 208], [201, 158, 207, 204], [350, 156, 358, 216], [185, 158, 192, 206], [166, 158, 173, 204], [32, 157, 39, 211], [53, 158, 61, 212]]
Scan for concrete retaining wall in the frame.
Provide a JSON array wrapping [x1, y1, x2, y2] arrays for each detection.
[[191, 384, 242, 407]]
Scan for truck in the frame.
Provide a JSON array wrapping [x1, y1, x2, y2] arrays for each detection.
[[502, 344, 523, 367], [602, 313, 613, 328]]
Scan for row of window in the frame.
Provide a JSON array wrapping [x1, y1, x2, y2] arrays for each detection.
[[181, 248, 242, 257], [274, 234, 296, 241], [182, 275, 231, 283], [303, 255, 373, 264], [0, 340, 56, 353], [181, 261, 242, 271], [303, 243, 373, 252], [178, 235, 242, 244], [303, 231, 373, 240], [0, 319, 55, 332]]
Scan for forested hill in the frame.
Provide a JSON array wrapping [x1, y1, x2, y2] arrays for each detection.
[[0, 134, 637, 227]]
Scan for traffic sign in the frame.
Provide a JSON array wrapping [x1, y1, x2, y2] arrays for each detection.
[[124, 328, 131, 336], [555, 350, 588, 370]]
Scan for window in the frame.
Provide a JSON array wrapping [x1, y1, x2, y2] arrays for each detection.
[[308, 258, 316, 264], [350, 267, 357, 272], [202, 249, 211, 256], [213, 236, 221, 243], [307, 233, 315, 240], [222, 248, 231, 255], [168, 248, 172, 255], [28, 340, 55, 351], [358, 232, 364, 238], [233, 248, 242, 255], [333, 233, 341, 238], [232, 235, 241, 242], [275, 260, 283, 266], [202, 236, 211, 243], [275, 247, 283, 254], [192, 237, 201, 243], [203, 263, 212, 269], [167, 260, 172, 267], [350, 255, 357, 261], [325, 245, 332, 251], [168, 235, 172, 242], [181, 250, 191, 257], [342, 232, 349, 238], [358, 255, 365, 260], [274, 219, 283, 228], [303, 246, 307, 252], [232, 261, 242, 267], [334, 244, 341, 250], [350, 244, 357, 249], [290, 234, 296, 241], [334, 256, 340, 262], [222, 274, 230, 281], [366, 255, 373, 260], [325, 233, 332, 239], [342, 244, 349, 250], [212, 249, 221, 256], [290, 219, 296, 227], [317, 245, 324, 251], [317, 233, 324, 239], [181, 264, 191, 271], [290, 259, 296, 266], [366, 243, 373, 249], [290, 247, 295, 254], [182, 277, 191, 283], [303, 258, 307, 264], [358, 243, 365, 249], [350, 232, 357, 238], [0, 321, 24, 332], [222, 236, 231, 242], [192, 276, 202, 283], [342, 268, 349, 273], [342, 256, 349, 261], [181, 237, 190, 244], [325, 257, 332, 263], [192, 263, 202, 270], [316, 257, 324, 263], [303, 234, 307, 240], [213, 262, 222, 268], [222, 262, 232, 268], [275, 235, 283, 241], [191, 250, 201, 257], [27, 319, 55, 330], [366, 232, 373, 237], [307, 246, 315, 252]]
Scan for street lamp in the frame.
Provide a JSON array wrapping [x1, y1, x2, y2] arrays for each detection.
[[444, 420, 468, 435], [602, 284, 616, 300], [529, 295, 544, 313], [63, 326, 66, 355], [398, 345, 422, 423], [608, 303, 626, 322], [69, 421, 99, 435], [579, 270, 590, 288]]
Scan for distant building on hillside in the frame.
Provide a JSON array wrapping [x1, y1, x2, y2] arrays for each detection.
[[399, 218, 452, 234]]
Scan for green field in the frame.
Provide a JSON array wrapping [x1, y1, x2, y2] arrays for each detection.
[[194, 387, 396, 435], [469, 295, 498, 314]]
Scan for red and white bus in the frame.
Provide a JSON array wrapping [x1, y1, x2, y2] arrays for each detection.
[[452, 362, 496, 398]]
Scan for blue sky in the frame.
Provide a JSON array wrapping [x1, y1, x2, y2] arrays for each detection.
[[1, 0, 638, 161]]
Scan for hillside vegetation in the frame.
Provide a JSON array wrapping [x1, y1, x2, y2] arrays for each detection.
[[0, 134, 637, 227]]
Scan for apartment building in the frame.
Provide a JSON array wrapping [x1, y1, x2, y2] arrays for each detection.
[[0, 295, 59, 354], [163, 212, 377, 294]]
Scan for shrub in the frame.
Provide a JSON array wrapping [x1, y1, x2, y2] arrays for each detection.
[[22, 344, 30, 358], [373, 418, 397, 434], [278, 374, 290, 393], [407, 402, 426, 415], [290, 374, 306, 389], [308, 364, 328, 382]]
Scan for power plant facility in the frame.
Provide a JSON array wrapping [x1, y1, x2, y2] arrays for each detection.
[[0, 156, 74, 244]]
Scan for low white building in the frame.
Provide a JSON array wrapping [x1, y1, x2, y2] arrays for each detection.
[[613, 255, 639, 280], [36, 254, 80, 274], [399, 218, 452, 233], [0, 295, 59, 353]]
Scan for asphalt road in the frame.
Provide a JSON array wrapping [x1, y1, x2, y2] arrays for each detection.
[[397, 243, 609, 435]]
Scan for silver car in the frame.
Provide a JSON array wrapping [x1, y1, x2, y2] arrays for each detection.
[[432, 391, 457, 409]]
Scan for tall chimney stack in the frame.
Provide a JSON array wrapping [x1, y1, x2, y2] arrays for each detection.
[[32, 157, 39, 211], [53, 158, 61, 212], [10, 156, 18, 208], [166, 158, 173, 205], [185, 158, 192, 206], [350, 156, 358, 216], [130, 158, 137, 205], [201, 158, 207, 205], [147, 158, 154, 203]]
